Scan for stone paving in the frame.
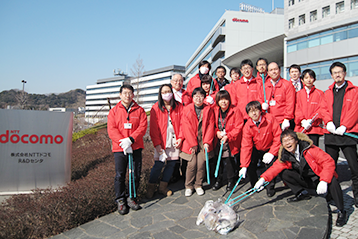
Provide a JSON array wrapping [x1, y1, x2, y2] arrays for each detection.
[[52, 177, 331, 239]]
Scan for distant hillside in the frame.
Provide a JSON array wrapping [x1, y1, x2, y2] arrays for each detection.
[[0, 89, 86, 110]]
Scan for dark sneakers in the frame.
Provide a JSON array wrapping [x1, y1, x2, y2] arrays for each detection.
[[212, 181, 222, 191], [117, 200, 129, 215], [287, 190, 312, 202], [266, 187, 276, 197], [226, 181, 235, 191], [127, 198, 142, 211], [336, 210, 347, 227]]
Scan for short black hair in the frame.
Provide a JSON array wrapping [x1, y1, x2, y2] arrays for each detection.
[[289, 64, 301, 73], [199, 60, 211, 71], [301, 69, 316, 81], [120, 84, 134, 93], [329, 62, 346, 74], [256, 58, 268, 66], [230, 67, 240, 76], [201, 75, 213, 84], [245, 101, 262, 114], [240, 59, 253, 69], [215, 90, 231, 108], [280, 129, 298, 143], [216, 66, 226, 74], [158, 84, 177, 112], [192, 87, 206, 98]]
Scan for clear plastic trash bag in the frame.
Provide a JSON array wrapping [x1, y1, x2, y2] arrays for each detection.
[[196, 199, 239, 235]]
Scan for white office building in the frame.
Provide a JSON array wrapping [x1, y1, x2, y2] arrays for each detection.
[[85, 65, 185, 123], [284, 0, 358, 90], [185, 6, 285, 82]]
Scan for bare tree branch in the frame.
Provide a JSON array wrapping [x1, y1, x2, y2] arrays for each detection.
[[130, 55, 144, 103]]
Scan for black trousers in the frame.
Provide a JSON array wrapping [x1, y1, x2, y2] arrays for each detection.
[[325, 144, 358, 199], [281, 169, 344, 211], [215, 156, 237, 183], [114, 149, 142, 202], [247, 148, 276, 189], [308, 134, 320, 147]]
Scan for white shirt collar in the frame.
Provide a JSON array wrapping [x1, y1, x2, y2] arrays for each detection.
[[294, 145, 300, 162]]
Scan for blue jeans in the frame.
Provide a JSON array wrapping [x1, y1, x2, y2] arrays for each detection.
[[149, 160, 178, 183]]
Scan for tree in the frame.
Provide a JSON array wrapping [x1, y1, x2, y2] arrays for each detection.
[[130, 55, 145, 103]]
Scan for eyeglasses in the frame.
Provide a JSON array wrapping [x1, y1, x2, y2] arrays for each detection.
[[257, 64, 267, 67], [241, 66, 252, 71], [121, 92, 132, 96], [193, 95, 205, 99], [171, 80, 183, 83], [332, 71, 344, 75]]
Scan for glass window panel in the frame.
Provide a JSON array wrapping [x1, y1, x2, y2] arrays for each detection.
[[348, 27, 358, 38], [336, 1, 345, 13], [310, 10, 317, 22], [321, 34, 333, 44], [297, 41, 308, 50], [287, 44, 297, 53], [348, 56, 358, 61], [348, 61, 358, 77], [334, 31, 348, 41], [308, 38, 320, 47], [299, 14, 305, 25], [322, 6, 330, 18], [289, 18, 295, 29], [319, 65, 331, 80]]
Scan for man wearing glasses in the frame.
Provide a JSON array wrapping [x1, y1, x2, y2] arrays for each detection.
[[323, 61, 358, 209]]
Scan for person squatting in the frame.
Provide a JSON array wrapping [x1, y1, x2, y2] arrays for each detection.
[[107, 61, 358, 227]]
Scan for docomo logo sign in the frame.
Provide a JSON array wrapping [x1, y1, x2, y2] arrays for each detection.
[[0, 130, 64, 144], [232, 18, 249, 23]]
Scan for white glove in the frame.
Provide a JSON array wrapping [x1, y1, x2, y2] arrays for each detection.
[[336, 125, 347, 136], [239, 167, 247, 179], [159, 149, 168, 162], [326, 122, 336, 134], [206, 95, 214, 104], [254, 178, 266, 191], [262, 152, 274, 164], [119, 137, 132, 150], [301, 119, 312, 130], [281, 119, 290, 130], [220, 129, 226, 137], [262, 102, 269, 111], [123, 146, 133, 155], [316, 181, 328, 195]]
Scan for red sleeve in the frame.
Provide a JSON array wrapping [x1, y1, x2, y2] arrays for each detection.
[[107, 107, 124, 143], [149, 106, 162, 148], [227, 109, 244, 142], [284, 82, 296, 120], [268, 117, 282, 156], [341, 87, 358, 130], [203, 107, 215, 150], [240, 124, 254, 168], [306, 146, 336, 183], [182, 107, 198, 148], [261, 160, 291, 182], [130, 108, 148, 143], [294, 91, 304, 125]]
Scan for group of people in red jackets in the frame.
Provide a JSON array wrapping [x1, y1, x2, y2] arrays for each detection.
[[108, 59, 358, 227]]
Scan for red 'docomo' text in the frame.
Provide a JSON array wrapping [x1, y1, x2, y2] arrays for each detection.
[[0, 130, 64, 144], [232, 18, 249, 23]]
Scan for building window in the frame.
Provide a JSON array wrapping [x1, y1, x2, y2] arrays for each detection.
[[310, 10, 317, 22], [289, 0, 294, 6], [336, 1, 345, 13], [322, 6, 330, 18], [289, 18, 295, 29], [299, 14, 305, 25], [352, 0, 358, 9]]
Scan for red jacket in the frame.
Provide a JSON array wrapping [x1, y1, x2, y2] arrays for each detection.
[[107, 101, 148, 152], [256, 72, 268, 82], [214, 105, 244, 155], [149, 102, 183, 150], [203, 91, 217, 108], [180, 103, 215, 154], [186, 74, 219, 96], [224, 81, 238, 106], [240, 113, 282, 168], [232, 76, 264, 120], [323, 81, 358, 133], [264, 77, 296, 124], [294, 86, 326, 135], [261, 133, 337, 183]]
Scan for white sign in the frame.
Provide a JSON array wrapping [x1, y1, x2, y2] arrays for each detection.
[[240, 2, 265, 13], [0, 109, 72, 194]]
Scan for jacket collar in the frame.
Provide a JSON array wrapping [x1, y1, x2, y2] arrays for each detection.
[[278, 132, 313, 163]]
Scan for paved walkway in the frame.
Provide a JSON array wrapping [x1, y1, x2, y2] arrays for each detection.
[[52, 179, 331, 239]]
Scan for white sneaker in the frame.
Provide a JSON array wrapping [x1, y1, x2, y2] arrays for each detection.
[[185, 188, 193, 197], [196, 187, 205, 196]]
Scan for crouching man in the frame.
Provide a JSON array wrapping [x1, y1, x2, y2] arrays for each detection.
[[107, 85, 148, 215], [254, 129, 347, 226]]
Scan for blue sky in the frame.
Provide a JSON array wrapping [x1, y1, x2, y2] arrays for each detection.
[[0, 0, 283, 94]]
